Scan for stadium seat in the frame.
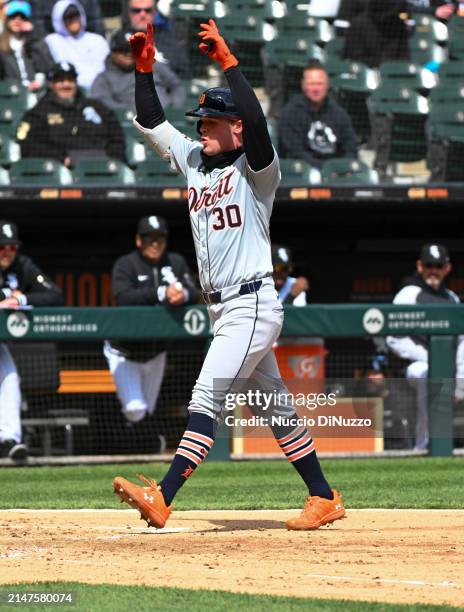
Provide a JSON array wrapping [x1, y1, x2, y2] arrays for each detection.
[[429, 81, 464, 105], [125, 135, 147, 167], [113, 108, 136, 130], [263, 35, 325, 68], [223, 0, 281, 21], [328, 59, 379, 141], [437, 60, 464, 84], [9, 158, 72, 186], [0, 107, 25, 138], [276, 15, 333, 44], [0, 80, 36, 111], [0, 134, 20, 166], [279, 158, 321, 186], [0, 166, 9, 185], [379, 61, 437, 92], [219, 15, 270, 87], [368, 85, 429, 171], [171, 0, 213, 19], [135, 159, 186, 187], [72, 159, 135, 185], [408, 38, 447, 65], [410, 13, 448, 43], [323, 37, 345, 60], [320, 158, 379, 185], [447, 15, 464, 60], [427, 107, 464, 181]]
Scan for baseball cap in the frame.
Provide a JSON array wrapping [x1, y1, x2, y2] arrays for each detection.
[[420, 243, 450, 265], [47, 62, 78, 82], [0, 220, 20, 245], [63, 4, 80, 20], [6, 0, 32, 18], [272, 244, 293, 269], [110, 29, 131, 53], [137, 215, 168, 236]]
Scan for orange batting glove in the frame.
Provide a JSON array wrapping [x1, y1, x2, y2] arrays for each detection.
[[129, 22, 155, 73], [198, 19, 238, 71]]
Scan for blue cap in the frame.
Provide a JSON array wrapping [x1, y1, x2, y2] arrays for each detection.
[[6, 1, 32, 18]]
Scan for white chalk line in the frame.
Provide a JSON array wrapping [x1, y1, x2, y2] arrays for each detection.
[[303, 573, 458, 588]]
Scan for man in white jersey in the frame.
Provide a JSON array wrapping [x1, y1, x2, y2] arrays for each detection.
[[114, 19, 346, 530]]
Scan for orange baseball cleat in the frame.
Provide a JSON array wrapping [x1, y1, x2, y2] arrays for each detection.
[[286, 489, 346, 530], [113, 474, 172, 528]]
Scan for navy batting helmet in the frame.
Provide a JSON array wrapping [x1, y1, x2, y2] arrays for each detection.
[[185, 87, 240, 119]]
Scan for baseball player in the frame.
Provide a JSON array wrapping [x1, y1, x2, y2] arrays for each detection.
[[0, 220, 64, 460], [386, 243, 464, 451], [272, 244, 309, 306], [104, 214, 198, 426], [114, 20, 345, 530]]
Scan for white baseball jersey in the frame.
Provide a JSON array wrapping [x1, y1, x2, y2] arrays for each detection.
[[136, 120, 280, 292]]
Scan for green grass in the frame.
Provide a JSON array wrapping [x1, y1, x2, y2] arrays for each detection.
[[0, 457, 463, 510], [0, 584, 462, 612]]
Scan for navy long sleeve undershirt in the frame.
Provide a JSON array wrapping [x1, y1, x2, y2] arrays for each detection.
[[134, 65, 274, 171]]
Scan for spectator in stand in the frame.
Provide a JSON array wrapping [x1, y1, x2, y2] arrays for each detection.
[[386, 244, 464, 451], [0, 220, 64, 461], [28, 0, 105, 37], [405, 0, 456, 20], [0, 0, 53, 91], [104, 215, 198, 427], [278, 61, 357, 168], [89, 29, 185, 111], [17, 61, 125, 166], [272, 244, 309, 306], [44, 0, 109, 90], [343, 0, 409, 67], [114, 0, 190, 79]]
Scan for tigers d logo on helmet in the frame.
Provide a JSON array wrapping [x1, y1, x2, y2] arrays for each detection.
[[199, 94, 206, 105]]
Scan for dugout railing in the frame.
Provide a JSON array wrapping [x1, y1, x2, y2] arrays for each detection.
[[0, 303, 462, 462]]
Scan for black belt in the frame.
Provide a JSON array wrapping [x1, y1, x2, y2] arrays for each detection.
[[203, 280, 263, 305]]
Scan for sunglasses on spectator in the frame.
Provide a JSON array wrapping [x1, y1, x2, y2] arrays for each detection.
[[0, 244, 17, 253], [130, 7, 154, 13], [423, 262, 445, 269]]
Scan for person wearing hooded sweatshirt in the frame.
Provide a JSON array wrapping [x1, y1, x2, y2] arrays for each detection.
[[278, 60, 357, 168], [386, 244, 464, 451], [44, 0, 109, 90], [89, 29, 185, 110], [343, 0, 409, 67]]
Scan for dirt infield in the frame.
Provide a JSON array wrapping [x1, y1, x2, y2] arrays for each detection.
[[1, 509, 463, 607]]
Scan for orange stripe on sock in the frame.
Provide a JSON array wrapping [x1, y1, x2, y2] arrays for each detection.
[[282, 434, 312, 454], [177, 449, 201, 465], [277, 426, 305, 446], [288, 443, 315, 462], [184, 430, 214, 446], [180, 439, 209, 456]]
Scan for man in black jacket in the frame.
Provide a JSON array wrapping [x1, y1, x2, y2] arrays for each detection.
[[278, 60, 358, 168], [0, 220, 64, 460], [386, 244, 464, 451], [104, 215, 198, 426], [17, 61, 126, 166]]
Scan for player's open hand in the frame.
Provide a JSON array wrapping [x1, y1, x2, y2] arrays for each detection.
[[129, 22, 155, 73], [290, 277, 309, 297], [198, 19, 238, 71]]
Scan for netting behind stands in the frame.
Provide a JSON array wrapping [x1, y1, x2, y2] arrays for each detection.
[[2, 3, 464, 186], [9, 341, 204, 457], [8, 337, 464, 458]]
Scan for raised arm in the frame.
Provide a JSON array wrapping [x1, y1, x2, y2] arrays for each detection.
[[129, 23, 166, 129], [197, 19, 274, 171]]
